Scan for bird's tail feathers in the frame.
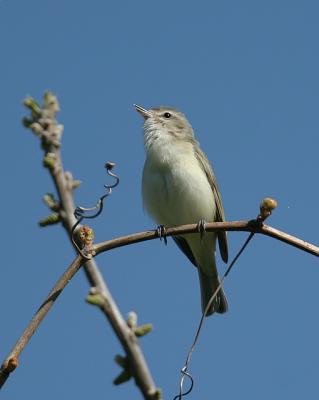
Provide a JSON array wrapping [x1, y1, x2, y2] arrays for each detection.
[[198, 269, 228, 316]]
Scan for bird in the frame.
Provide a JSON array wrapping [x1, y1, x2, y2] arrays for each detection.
[[135, 104, 228, 316]]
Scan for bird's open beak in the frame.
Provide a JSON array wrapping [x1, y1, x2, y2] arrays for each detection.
[[134, 104, 152, 119]]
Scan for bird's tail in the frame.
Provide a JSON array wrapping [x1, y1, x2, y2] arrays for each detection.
[[198, 269, 228, 316]]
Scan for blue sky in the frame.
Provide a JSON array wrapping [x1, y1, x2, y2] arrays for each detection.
[[1, 1, 319, 399]]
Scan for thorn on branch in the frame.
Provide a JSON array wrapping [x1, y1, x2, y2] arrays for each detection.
[[38, 213, 60, 227]]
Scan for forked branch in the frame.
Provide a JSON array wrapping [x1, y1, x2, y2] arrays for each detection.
[[2, 93, 318, 399], [2, 215, 319, 389], [2, 93, 159, 400]]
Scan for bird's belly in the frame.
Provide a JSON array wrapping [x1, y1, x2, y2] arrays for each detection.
[[142, 159, 216, 227]]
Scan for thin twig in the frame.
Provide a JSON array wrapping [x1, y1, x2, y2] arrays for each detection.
[[94, 221, 319, 258], [0, 255, 83, 387], [173, 200, 276, 400], [174, 232, 255, 400], [11, 93, 159, 399], [6, 94, 318, 398], [2, 217, 319, 388]]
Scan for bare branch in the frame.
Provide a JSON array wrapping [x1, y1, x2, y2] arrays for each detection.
[[2, 215, 318, 389], [3, 93, 317, 398], [0, 255, 83, 387], [0, 251, 159, 399], [5, 93, 159, 399], [94, 220, 319, 258]]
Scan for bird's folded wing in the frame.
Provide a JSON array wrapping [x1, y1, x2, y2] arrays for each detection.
[[195, 146, 229, 264], [173, 236, 197, 267]]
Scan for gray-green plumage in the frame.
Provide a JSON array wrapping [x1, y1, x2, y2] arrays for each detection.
[[135, 105, 228, 316]]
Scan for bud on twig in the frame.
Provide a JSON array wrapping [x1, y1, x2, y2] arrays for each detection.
[[43, 153, 56, 171], [43, 193, 60, 211], [133, 324, 153, 337], [38, 213, 60, 227], [127, 311, 138, 328], [259, 197, 278, 220]]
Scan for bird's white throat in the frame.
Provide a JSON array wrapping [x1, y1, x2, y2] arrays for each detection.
[[143, 123, 194, 167]]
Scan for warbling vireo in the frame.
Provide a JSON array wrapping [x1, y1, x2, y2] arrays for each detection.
[[135, 105, 228, 316]]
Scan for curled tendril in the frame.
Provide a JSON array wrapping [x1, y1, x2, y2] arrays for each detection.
[[71, 162, 119, 259], [173, 367, 194, 400], [172, 200, 276, 400]]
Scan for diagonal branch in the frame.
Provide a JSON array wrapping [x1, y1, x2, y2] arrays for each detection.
[[2, 216, 319, 388], [95, 221, 319, 258], [2, 93, 318, 397], [4, 93, 159, 399], [0, 255, 83, 387]]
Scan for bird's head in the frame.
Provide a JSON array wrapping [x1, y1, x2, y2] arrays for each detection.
[[134, 104, 195, 150]]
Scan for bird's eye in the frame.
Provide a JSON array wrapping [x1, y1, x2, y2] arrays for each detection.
[[163, 112, 171, 119]]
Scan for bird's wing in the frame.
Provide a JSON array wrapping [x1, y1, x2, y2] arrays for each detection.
[[173, 236, 198, 267], [195, 146, 228, 263]]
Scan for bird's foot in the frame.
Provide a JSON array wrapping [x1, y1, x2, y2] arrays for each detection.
[[197, 219, 207, 241], [156, 225, 167, 246]]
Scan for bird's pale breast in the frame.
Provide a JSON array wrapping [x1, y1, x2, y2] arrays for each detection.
[[142, 145, 216, 227]]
